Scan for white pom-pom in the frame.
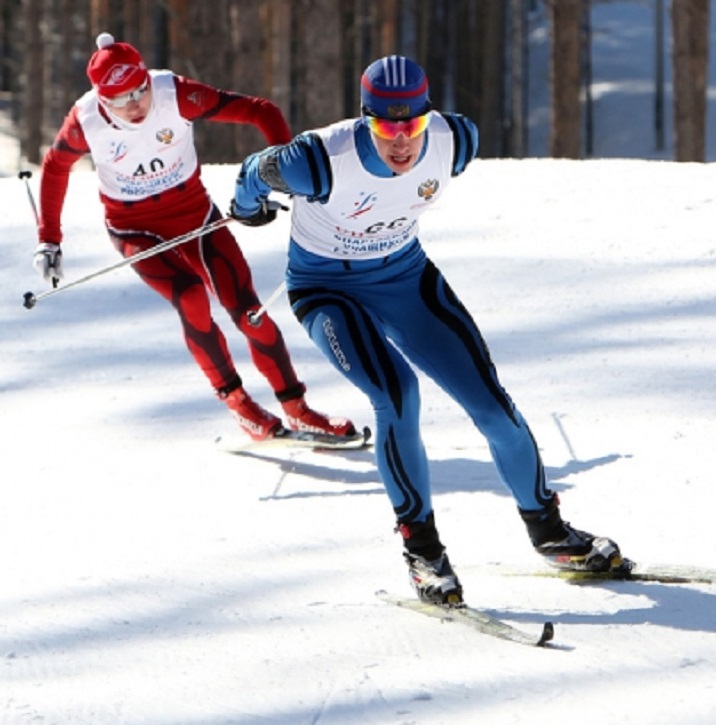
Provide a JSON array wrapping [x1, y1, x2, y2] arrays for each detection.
[[96, 32, 115, 50]]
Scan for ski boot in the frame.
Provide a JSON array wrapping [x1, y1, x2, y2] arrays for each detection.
[[398, 513, 463, 606], [520, 495, 628, 573], [281, 395, 356, 437], [220, 386, 283, 441]]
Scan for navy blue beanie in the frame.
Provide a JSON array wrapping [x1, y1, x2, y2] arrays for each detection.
[[360, 55, 431, 119]]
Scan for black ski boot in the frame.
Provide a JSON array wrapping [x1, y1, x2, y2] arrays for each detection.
[[520, 496, 626, 573], [397, 513, 463, 606]]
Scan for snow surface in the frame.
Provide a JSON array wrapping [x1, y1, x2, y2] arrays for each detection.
[[2, 158, 715, 724]]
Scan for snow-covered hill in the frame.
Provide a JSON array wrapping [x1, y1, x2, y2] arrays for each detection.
[[1, 158, 714, 724]]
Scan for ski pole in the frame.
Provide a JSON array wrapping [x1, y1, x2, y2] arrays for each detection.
[[19, 169, 61, 290], [18, 170, 39, 225], [23, 216, 235, 310], [241, 198, 290, 325], [247, 280, 288, 325]]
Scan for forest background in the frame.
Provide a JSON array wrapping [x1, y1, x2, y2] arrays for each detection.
[[0, 0, 711, 167]]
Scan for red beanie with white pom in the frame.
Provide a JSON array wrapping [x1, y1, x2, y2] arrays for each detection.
[[86, 32, 148, 98]]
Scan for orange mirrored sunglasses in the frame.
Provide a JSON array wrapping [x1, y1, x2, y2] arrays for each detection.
[[365, 113, 430, 140]]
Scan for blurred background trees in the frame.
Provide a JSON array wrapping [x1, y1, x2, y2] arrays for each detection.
[[0, 0, 710, 166]]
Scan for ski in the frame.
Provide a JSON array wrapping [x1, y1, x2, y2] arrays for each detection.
[[376, 590, 554, 648], [531, 563, 716, 585], [475, 562, 716, 586], [216, 425, 372, 453]]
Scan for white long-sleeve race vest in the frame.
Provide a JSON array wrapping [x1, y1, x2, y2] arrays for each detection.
[[75, 70, 197, 202], [291, 111, 454, 260]]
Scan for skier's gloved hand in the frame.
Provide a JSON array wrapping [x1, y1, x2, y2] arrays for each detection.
[[228, 198, 287, 227], [33, 242, 64, 283]]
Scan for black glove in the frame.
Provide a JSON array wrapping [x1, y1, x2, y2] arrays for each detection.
[[228, 199, 287, 227]]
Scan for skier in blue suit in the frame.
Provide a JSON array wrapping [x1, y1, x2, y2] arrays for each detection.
[[230, 55, 628, 604]]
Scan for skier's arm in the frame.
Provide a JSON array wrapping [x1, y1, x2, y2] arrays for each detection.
[[175, 75, 292, 145], [232, 132, 331, 219], [39, 106, 89, 244], [441, 112, 480, 176]]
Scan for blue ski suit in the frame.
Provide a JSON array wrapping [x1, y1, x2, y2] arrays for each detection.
[[232, 112, 553, 525]]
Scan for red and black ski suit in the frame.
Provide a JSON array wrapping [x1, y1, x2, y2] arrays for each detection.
[[38, 72, 303, 399]]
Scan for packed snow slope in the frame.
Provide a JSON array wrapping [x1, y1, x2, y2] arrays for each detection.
[[1, 158, 715, 724]]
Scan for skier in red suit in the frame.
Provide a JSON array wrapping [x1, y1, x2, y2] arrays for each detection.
[[33, 32, 354, 441]]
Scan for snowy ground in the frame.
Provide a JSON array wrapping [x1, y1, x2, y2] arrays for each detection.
[[1, 158, 715, 724]]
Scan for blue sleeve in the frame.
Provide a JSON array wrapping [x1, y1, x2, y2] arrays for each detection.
[[441, 112, 479, 176], [233, 132, 333, 216]]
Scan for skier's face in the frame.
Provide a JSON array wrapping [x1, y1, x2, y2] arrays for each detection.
[[371, 131, 426, 174], [368, 121, 427, 175], [100, 79, 153, 124]]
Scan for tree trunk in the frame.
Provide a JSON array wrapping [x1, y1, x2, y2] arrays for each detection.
[[225, 1, 270, 157], [296, 0, 342, 129], [671, 0, 710, 162], [376, 0, 399, 57], [261, 0, 292, 127], [338, 0, 361, 118], [477, 0, 507, 158], [420, 2, 449, 110], [509, 0, 529, 157], [187, 0, 236, 163], [455, 0, 480, 123], [57, 0, 82, 120], [1, 0, 15, 91], [89, 0, 125, 38], [547, 0, 582, 158], [22, 0, 43, 165]]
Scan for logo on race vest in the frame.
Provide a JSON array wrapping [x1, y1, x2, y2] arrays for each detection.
[[418, 178, 439, 201], [156, 128, 174, 144], [345, 191, 378, 219]]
